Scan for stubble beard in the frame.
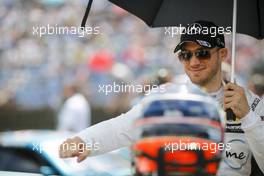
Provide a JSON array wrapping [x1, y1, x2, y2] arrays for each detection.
[[188, 62, 221, 88]]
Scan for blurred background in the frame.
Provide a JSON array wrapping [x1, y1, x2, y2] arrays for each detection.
[[0, 0, 264, 131]]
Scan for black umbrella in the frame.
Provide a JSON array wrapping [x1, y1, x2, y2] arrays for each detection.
[[106, 0, 264, 82], [81, 0, 264, 80], [107, 0, 264, 39], [82, 0, 264, 39]]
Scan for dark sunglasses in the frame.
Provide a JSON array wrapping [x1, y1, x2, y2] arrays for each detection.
[[178, 49, 219, 62]]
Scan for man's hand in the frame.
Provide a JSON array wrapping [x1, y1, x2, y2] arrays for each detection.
[[223, 83, 250, 119], [59, 136, 90, 163]]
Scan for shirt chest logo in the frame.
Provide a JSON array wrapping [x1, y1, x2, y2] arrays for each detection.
[[224, 139, 250, 170]]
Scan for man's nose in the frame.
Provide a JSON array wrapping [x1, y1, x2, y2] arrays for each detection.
[[189, 56, 201, 67]]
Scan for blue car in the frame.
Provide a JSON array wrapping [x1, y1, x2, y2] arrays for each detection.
[[0, 130, 132, 176]]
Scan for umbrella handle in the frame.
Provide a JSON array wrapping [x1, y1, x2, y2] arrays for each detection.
[[225, 87, 236, 121], [226, 108, 236, 121]]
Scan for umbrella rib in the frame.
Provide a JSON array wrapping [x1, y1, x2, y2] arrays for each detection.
[[81, 0, 93, 28], [256, 0, 262, 38], [150, 0, 165, 27]]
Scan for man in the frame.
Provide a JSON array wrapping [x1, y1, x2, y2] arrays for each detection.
[[57, 83, 91, 132], [59, 21, 264, 175]]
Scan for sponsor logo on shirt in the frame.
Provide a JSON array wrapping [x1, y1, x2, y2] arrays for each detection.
[[251, 98, 261, 112], [224, 139, 250, 170], [225, 123, 244, 133]]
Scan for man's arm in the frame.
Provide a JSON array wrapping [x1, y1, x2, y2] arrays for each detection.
[[59, 103, 142, 162], [240, 92, 264, 173], [78, 102, 142, 155], [224, 83, 264, 173]]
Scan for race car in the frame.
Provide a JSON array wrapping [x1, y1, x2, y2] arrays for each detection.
[[0, 130, 131, 176]]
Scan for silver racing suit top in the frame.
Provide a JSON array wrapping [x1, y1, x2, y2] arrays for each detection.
[[77, 83, 264, 176]]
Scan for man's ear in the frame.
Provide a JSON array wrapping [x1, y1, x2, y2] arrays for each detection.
[[219, 48, 228, 61]]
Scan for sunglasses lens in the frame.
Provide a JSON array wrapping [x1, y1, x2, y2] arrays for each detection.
[[195, 50, 211, 59], [178, 49, 213, 61], [178, 51, 192, 61]]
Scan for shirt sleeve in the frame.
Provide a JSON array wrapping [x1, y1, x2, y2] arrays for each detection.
[[76, 103, 142, 156], [241, 94, 264, 173]]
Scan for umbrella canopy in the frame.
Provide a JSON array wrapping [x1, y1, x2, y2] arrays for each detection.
[[108, 0, 264, 39]]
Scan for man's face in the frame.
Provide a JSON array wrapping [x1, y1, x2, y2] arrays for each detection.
[[179, 42, 224, 86]]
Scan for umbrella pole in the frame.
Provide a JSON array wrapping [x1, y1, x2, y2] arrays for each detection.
[[226, 0, 238, 121], [231, 0, 237, 83]]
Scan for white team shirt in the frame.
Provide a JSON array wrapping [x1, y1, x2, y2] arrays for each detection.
[[77, 83, 264, 175]]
